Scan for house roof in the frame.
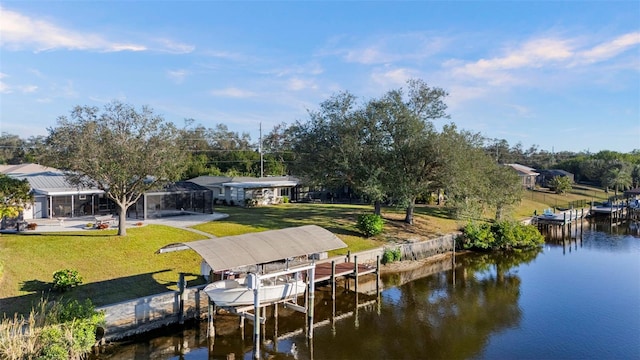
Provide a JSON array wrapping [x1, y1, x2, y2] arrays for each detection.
[[624, 187, 640, 196], [2, 163, 103, 196], [0, 163, 61, 176], [505, 163, 539, 176], [144, 181, 212, 194], [158, 225, 347, 271], [221, 180, 298, 189], [539, 169, 573, 177], [25, 174, 103, 196], [189, 175, 298, 188]]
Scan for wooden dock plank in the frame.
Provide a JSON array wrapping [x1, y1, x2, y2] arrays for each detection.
[[314, 262, 377, 283]]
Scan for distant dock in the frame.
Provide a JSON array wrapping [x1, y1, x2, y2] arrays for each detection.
[[534, 200, 640, 235], [535, 208, 587, 226]]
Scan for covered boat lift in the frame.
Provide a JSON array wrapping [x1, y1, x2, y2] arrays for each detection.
[[158, 225, 347, 358]]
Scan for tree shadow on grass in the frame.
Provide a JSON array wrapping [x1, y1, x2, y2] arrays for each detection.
[[1, 269, 198, 317], [20, 279, 50, 293], [323, 226, 362, 238], [413, 205, 455, 220]]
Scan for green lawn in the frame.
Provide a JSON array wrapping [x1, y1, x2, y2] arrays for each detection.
[[513, 185, 609, 219], [0, 203, 385, 316], [0, 225, 206, 316]]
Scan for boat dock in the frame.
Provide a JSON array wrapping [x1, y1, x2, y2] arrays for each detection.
[[535, 208, 587, 226]]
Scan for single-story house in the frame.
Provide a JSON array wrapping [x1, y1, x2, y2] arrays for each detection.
[[505, 163, 539, 189], [624, 187, 640, 199], [188, 175, 300, 206], [537, 169, 575, 187], [0, 164, 215, 225], [0, 163, 107, 221]]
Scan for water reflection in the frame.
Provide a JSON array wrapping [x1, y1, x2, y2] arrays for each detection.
[[95, 249, 542, 360]]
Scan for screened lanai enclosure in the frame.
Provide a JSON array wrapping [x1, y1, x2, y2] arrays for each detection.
[[130, 181, 214, 220]]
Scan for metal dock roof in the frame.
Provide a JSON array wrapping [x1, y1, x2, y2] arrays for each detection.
[[158, 225, 347, 271]]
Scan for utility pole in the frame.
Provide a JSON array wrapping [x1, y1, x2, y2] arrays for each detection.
[[259, 122, 264, 178]]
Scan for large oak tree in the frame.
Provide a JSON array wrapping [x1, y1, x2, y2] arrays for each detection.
[[43, 101, 187, 236], [289, 79, 449, 223]]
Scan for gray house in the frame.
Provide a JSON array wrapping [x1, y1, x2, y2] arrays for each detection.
[[1, 164, 214, 223], [505, 163, 539, 189], [0, 163, 107, 220], [537, 169, 575, 187], [188, 175, 299, 206]]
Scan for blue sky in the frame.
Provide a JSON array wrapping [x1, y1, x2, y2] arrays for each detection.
[[1, 1, 639, 153]]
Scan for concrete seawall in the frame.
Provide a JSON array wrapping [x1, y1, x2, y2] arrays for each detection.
[[98, 285, 209, 341], [98, 232, 461, 341]]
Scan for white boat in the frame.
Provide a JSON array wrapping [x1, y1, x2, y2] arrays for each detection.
[[204, 274, 307, 307]]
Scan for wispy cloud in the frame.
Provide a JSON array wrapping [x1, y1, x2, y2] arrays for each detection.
[[18, 85, 38, 93], [0, 73, 9, 93], [154, 38, 195, 54], [210, 87, 256, 98], [447, 32, 640, 86], [0, 6, 193, 53], [0, 73, 38, 94], [286, 77, 318, 91], [448, 37, 574, 85], [446, 85, 489, 107], [370, 67, 418, 87], [271, 62, 324, 77], [336, 32, 448, 65], [578, 32, 640, 64], [167, 69, 189, 84], [0, 6, 146, 52]]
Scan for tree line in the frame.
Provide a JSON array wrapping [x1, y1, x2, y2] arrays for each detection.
[[1, 78, 638, 232]]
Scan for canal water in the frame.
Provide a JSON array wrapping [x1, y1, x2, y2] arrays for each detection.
[[96, 221, 640, 359]]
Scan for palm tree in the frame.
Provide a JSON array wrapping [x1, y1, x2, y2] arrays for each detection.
[[631, 164, 640, 188], [604, 167, 632, 198]]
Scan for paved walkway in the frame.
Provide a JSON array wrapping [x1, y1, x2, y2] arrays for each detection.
[[4, 212, 229, 235]]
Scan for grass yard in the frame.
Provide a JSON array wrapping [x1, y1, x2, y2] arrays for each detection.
[[0, 225, 205, 316], [513, 185, 609, 219]]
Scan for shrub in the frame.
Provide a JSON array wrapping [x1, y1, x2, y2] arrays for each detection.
[[52, 269, 83, 292], [382, 247, 402, 264], [282, 196, 290, 203], [27, 223, 38, 230], [461, 220, 544, 251], [245, 198, 258, 208], [136, 222, 144, 226], [97, 223, 109, 229], [356, 213, 384, 237], [85, 223, 94, 228]]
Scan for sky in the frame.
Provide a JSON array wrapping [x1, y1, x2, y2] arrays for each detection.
[[0, 1, 639, 154]]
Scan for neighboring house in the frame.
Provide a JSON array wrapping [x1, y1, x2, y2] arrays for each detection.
[[624, 187, 640, 201], [537, 169, 575, 187], [0, 163, 107, 222], [189, 175, 299, 206], [505, 163, 539, 189]]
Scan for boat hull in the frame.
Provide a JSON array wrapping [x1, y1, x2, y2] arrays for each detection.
[[204, 278, 306, 307]]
